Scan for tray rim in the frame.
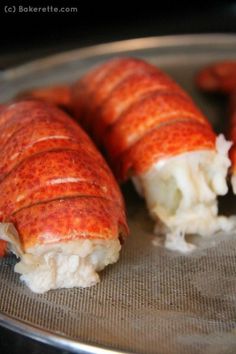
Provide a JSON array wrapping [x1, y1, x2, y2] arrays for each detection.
[[1, 32, 236, 354], [1, 33, 236, 81], [0, 312, 130, 354]]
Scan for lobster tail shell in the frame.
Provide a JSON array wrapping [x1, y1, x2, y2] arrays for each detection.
[[72, 57, 216, 181], [0, 101, 128, 254]]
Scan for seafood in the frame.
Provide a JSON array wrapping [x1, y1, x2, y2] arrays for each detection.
[[195, 60, 236, 93], [196, 60, 236, 193], [0, 100, 128, 293], [229, 91, 236, 192], [71, 57, 233, 252], [0, 240, 6, 257], [16, 85, 72, 113], [14, 58, 235, 252]]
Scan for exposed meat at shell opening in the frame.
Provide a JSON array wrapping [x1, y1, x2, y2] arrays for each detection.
[[71, 57, 234, 252], [0, 100, 128, 293]]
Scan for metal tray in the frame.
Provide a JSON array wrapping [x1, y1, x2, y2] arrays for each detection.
[[1, 34, 236, 354]]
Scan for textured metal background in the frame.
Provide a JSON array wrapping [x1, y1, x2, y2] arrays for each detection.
[[0, 35, 236, 354]]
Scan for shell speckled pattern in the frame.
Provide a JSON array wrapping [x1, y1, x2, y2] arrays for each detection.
[[114, 120, 216, 180], [0, 101, 128, 254], [11, 198, 125, 251], [71, 57, 217, 181]]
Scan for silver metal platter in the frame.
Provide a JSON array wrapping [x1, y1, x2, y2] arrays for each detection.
[[1, 34, 236, 354]]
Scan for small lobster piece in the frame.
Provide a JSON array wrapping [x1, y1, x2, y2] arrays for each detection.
[[16, 85, 72, 113], [196, 60, 236, 193], [195, 60, 236, 93], [0, 100, 128, 293]]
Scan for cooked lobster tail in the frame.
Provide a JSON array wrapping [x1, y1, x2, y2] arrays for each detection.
[[72, 57, 233, 252], [0, 100, 128, 293]]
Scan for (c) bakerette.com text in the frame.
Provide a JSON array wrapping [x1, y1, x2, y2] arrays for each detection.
[[4, 5, 78, 13]]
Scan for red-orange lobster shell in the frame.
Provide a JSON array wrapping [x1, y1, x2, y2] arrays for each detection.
[[0, 101, 128, 257], [196, 60, 236, 177], [16, 58, 232, 252], [71, 57, 216, 180]]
